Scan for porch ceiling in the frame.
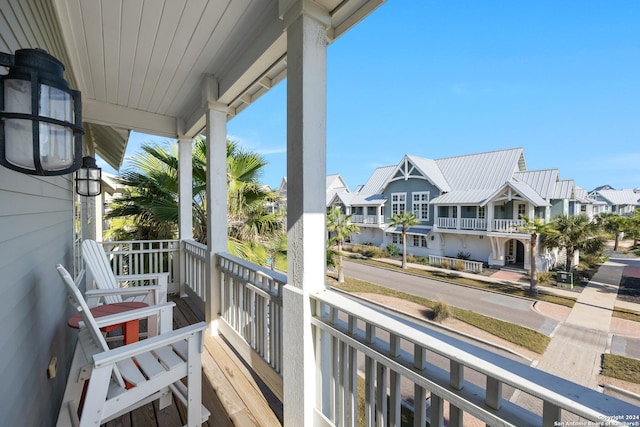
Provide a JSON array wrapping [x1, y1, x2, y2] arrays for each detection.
[[42, 0, 385, 169]]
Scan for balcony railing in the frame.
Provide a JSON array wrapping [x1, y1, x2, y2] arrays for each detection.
[[492, 219, 526, 233], [437, 218, 528, 234], [99, 239, 637, 426], [351, 214, 382, 224]]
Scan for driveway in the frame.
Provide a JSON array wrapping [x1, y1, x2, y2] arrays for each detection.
[[343, 260, 560, 335]]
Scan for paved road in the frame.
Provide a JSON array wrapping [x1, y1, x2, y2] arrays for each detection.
[[343, 260, 559, 335]]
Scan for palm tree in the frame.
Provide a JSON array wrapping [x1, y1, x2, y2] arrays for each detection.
[[326, 206, 360, 282], [106, 137, 284, 264], [597, 212, 629, 251], [518, 216, 555, 295], [544, 214, 600, 272], [388, 212, 419, 269]]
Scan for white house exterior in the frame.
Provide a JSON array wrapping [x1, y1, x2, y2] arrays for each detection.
[[589, 188, 640, 216], [335, 148, 591, 271]]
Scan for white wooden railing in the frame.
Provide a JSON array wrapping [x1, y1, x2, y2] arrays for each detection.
[[100, 239, 180, 288], [351, 214, 382, 224], [311, 290, 637, 427], [459, 217, 487, 230], [217, 252, 284, 375], [183, 239, 208, 303], [99, 239, 638, 426], [428, 255, 484, 273], [437, 217, 457, 229], [493, 219, 526, 233]]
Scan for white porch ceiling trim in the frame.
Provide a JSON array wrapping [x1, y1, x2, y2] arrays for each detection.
[[83, 98, 178, 138]]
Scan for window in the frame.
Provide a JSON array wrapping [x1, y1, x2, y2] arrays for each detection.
[[412, 191, 430, 220], [452, 206, 458, 218], [391, 233, 403, 245], [391, 193, 406, 216], [412, 235, 428, 247], [478, 206, 486, 219], [517, 203, 526, 219]]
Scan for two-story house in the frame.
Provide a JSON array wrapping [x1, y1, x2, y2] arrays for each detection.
[[588, 187, 640, 216], [337, 147, 587, 271]]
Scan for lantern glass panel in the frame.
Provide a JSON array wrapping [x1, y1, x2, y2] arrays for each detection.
[[4, 79, 31, 114], [40, 123, 74, 170], [40, 84, 73, 122], [5, 119, 34, 169]]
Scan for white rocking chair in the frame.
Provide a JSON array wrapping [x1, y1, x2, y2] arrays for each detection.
[[82, 239, 169, 307], [55, 265, 209, 427]]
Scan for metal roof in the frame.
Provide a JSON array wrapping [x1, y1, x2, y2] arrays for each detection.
[[386, 226, 432, 236], [553, 179, 574, 199], [573, 186, 593, 204], [430, 189, 496, 205], [358, 166, 396, 195], [595, 189, 640, 206], [513, 169, 558, 199], [480, 181, 550, 207], [406, 155, 451, 192], [435, 148, 525, 190]]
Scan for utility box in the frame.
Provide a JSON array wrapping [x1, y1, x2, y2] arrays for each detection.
[[556, 271, 573, 289]]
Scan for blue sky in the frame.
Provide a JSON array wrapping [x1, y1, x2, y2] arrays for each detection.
[[109, 1, 640, 192]]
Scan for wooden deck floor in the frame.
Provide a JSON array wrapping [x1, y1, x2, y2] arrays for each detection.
[[103, 297, 283, 427]]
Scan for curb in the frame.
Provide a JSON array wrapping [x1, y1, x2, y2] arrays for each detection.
[[330, 286, 534, 363]]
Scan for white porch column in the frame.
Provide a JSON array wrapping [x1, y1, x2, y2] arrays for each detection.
[[205, 101, 228, 333], [280, 0, 330, 425], [487, 202, 494, 231], [178, 136, 193, 297], [455, 204, 461, 229]]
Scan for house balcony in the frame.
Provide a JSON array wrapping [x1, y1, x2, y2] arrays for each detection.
[[436, 218, 528, 234], [351, 214, 384, 225], [91, 239, 638, 427]]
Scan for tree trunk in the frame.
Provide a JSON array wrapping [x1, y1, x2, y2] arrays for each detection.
[[401, 228, 407, 268], [530, 239, 538, 295], [614, 233, 620, 251], [338, 255, 345, 283]]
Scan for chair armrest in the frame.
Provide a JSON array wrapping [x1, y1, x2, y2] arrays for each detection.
[[114, 272, 169, 283], [91, 302, 175, 329], [86, 285, 162, 298], [92, 322, 208, 368]]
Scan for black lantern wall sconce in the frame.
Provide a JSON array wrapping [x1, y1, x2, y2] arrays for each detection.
[[0, 48, 84, 176], [75, 156, 102, 196]]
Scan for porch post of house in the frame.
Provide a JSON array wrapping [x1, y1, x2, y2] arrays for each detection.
[[205, 97, 229, 333], [178, 136, 193, 297], [487, 202, 494, 231], [455, 204, 461, 229], [280, 0, 330, 425]]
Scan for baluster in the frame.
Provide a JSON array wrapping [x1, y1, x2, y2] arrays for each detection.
[[365, 324, 376, 427], [542, 401, 561, 427], [486, 376, 502, 410], [348, 315, 358, 427], [449, 360, 464, 427], [389, 334, 401, 427], [413, 344, 427, 427], [429, 393, 444, 427], [375, 362, 388, 427]]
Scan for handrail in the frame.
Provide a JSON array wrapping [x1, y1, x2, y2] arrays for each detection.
[[310, 289, 635, 426]]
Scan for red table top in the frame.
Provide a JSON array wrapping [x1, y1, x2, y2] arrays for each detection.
[[67, 301, 148, 329]]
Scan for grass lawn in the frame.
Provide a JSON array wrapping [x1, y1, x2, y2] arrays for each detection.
[[347, 257, 577, 309], [602, 354, 640, 384], [612, 306, 640, 322], [330, 275, 551, 354]]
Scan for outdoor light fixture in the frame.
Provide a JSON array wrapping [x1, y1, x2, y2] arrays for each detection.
[[0, 48, 83, 176], [75, 156, 101, 196]]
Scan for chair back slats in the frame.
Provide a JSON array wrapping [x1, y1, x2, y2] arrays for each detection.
[[82, 240, 122, 305], [56, 265, 127, 389]]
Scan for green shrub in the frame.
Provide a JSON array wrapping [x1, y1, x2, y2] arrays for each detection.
[[416, 256, 429, 265], [456, 251, 471, 260], [386, 244, 400, 256], [432, 299, 451, 322], [362, 246, 384, 258], [441, 259, 450, 269]]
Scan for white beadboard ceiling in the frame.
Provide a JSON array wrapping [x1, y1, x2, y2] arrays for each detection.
[[43, 0, 384, 169]]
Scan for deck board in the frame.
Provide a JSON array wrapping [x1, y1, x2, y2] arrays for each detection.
[[101, 296, 282, 427]]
